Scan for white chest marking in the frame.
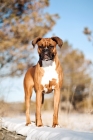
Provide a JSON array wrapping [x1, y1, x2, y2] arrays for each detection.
[[41, 61, 58, 90]]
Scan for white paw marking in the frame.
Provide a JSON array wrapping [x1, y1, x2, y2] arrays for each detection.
[[55, 125, 61, 128]]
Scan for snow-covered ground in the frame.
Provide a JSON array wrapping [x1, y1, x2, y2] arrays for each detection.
[[1, 112, 93, 140]]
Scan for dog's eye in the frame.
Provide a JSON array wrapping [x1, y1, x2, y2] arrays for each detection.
[[49, 46, 54, 49], [39, 46, 43, 49]]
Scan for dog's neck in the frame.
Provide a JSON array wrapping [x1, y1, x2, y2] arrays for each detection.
[[39, 60, 55, 67], [42, 60, 54, 67]]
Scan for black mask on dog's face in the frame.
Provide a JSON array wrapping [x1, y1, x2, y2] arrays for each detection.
[[32, 37, 63, 61], [39, 46, 55, 61]]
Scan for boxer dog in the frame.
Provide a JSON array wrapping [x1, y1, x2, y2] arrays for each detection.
[[24, 36, 63, 127]]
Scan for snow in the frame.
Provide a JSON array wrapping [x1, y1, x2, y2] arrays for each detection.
[[1, 113, 93, 140]]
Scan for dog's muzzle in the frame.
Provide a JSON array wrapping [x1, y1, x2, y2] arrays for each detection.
[[40, 48, 54, 61]]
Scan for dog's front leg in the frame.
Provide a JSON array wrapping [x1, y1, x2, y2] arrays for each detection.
[[52, 88, 60, 127], [36, 90, 43, 127], [25, 90, 31, 126]]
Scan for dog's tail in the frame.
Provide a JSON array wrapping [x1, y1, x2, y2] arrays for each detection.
[[42, 94, 44, 104]]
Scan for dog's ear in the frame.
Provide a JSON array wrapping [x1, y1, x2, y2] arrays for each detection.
[[32, 37, 42, 47], [51, 36, 63, 48]]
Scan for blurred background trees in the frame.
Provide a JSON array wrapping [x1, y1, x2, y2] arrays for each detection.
[[0, 0, 93, 114], [83, 27, 93, 43], [59, 41, 93, 112], [0, 0, 59, 77]]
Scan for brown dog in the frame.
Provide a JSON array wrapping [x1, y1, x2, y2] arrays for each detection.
[[24, 36, 63, 127]]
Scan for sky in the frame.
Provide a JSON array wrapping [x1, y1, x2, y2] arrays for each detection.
[[1, 0, 93, 102], [46, 0, 93, 61]]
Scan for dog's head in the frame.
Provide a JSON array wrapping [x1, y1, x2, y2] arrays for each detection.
[[32, 36, 63, 61]]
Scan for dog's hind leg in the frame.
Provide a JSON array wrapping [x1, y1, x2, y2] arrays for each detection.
[[24, 71, 34, 126]]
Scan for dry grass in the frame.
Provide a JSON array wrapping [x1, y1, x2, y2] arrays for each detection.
[[0, 97, 93, 117], [0, 98, 93, 132], [41, 111, 93, 132]]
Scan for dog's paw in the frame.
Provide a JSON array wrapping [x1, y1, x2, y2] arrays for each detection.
[[52, 124, 61, 128], [36, 124, 43, 127], [36, 122, 43, 127], [36, 118, 43, 127], [25, 122, 31, 126], [36, 120, 43, 127], [55, 125, 61, 128]]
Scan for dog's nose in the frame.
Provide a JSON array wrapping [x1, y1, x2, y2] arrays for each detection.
[[43, 47, 48, 52], [44, 47, 48, 50]]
